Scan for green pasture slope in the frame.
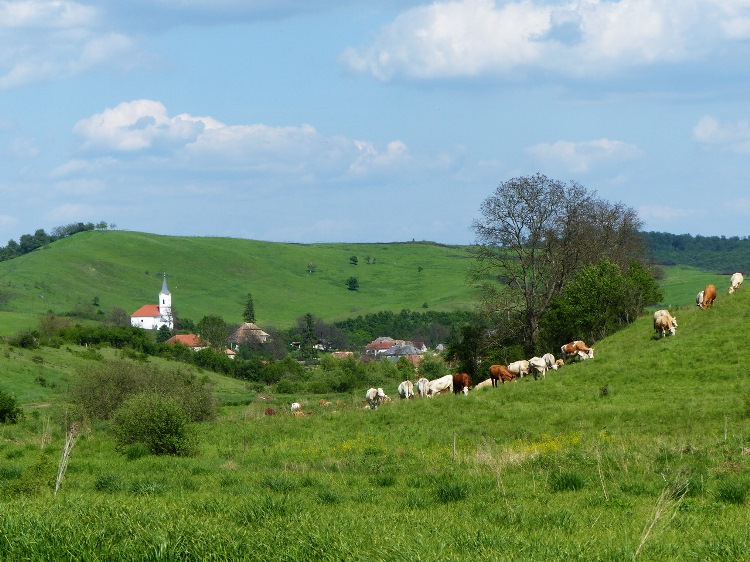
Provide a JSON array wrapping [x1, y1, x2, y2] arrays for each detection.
[[2, 285, 750, 559], [0, 230, 477, 334]]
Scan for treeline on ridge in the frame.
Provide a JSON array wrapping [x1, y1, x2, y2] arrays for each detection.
[[644, 231, 750, 272], [0, 221, 112, 262]]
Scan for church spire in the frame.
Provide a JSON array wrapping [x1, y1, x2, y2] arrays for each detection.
[[161, 274, 170, 296]]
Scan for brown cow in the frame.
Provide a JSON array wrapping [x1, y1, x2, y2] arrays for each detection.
[[452, 373, 471, 395], [700, 284, 717, 309], [561, 340, 594, 360], [489, 364, 516, 386]]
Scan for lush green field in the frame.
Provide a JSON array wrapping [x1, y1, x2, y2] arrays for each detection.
[[2, 281, 750, 559], [655, 265, 732, 310], [0, 231, 477, 334]]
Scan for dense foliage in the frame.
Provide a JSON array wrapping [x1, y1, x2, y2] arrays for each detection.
[[0, 389, 22, 423], [644, 231, 750, 272]]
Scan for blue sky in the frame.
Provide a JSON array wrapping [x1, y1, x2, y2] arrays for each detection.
[[2, 0, 750, 245]]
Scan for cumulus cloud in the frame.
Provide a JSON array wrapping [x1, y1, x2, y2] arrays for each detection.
[[0, 0, 134, 89], [69, 99, 411, 181], [526, 138, 642, 173], [341, 0, 750, 81], [692, 115, 750, 153]]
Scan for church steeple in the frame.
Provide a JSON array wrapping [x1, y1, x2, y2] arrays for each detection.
[[159, 274, 172, 328]]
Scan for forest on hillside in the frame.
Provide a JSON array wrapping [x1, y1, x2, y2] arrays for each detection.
[[643, 231, 750, 272]]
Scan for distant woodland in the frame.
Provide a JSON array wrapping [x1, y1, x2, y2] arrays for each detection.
[[643, 231, 750, 272]]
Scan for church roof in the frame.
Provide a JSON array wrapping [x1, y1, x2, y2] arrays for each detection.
[[160, 275, 170, 296], [131, 304, 161, 318], [229, 322, 270, 343]]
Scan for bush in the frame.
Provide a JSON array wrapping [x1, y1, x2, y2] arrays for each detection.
[[70, 359, 216, 421], [0, 389, 22, 424], [111, 393, 195, 456]]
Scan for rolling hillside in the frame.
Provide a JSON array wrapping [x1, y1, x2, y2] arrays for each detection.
[[0, 231, 477, 335]]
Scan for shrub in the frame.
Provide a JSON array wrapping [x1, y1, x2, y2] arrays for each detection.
[[111, 393, 195, 456], [0, 389, 22, 424]]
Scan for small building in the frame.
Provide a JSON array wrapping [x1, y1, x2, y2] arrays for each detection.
[[131, 275, 173, 330], [165, 334, 207, 351], [228, 322, 271, 350]]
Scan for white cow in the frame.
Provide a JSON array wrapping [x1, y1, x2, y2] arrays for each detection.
[[528, 356, 548, 380], [654, 314, 674, 338], [542, 353, 558, 371], [696, 290, 704, 308], [397, 380, 415, 400], [426, 375, 453, 397], [729, 272, 744, 294], [473, 378, 494, 390], [507, 360, 530, 378], [365, 387, 388, 409], [416, 377, 430, 398], [291, 402, 301, 412]]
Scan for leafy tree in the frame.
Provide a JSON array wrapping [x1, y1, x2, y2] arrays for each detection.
[[156, 324, 173, 343], [471, 173, 644, 353], [349, 255, 358, 265], [243, 292, 256, 323], [106, 307, 132, 328], [197, 315, 228, 350], [299, 312, 318, 361], [346, 277, 359, 291]]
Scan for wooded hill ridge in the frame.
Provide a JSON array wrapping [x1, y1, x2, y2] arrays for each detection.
[[0, 228, 745, 335]]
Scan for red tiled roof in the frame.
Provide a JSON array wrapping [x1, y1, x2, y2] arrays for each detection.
[[166, 334, 207, 347], [131, 304, 161, 318]]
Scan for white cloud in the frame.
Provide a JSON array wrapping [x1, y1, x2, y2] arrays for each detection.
[[341, 0, 750, 81], [69, 99, 411, 181], [526, 138, 642, 173], [692, 115, 750, 153], [0, 1, 134, 89], [638, 204, 698, 222]]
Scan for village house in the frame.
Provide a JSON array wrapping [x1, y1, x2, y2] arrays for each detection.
[[165, 333, 207, 351], [228, 322, 271, 350]]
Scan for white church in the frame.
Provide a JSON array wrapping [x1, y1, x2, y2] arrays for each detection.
[[130, 275, 174, 330]]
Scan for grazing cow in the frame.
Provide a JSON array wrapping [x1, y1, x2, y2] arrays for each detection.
[[561, 341, 594, 360], [291, 402, 302, 412], [555, 358, 565, 368], [654, 314, 673, 338], [507, 360, 530, 378], [729, 272, 744, 294], [416, 377, 430, 398], [489, 364, 516, 386], [542, 353, 558, 372], [452, 373, 471, 395], [398, 380, 415, 400], [696, 290, 704, 308], [474, 378, 494, 390], [426, 374, 454, 397], [653, 310, 677, 335], [700, 284, 717, 309], [365, 387, 388, 409], [528, 356, 549, 380]]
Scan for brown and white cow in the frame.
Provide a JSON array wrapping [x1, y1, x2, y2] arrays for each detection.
[[729, 272, 744, 294], [561, 340, 594, 360], [452, 373, 471, 395], [700, 284, 717, 309], [654, 314, 674, 338], [489, 364, 516, 386], [653, 309, 677, 335]]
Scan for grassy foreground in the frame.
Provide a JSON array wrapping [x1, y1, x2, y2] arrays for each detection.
[[2, 285, 750, 559]]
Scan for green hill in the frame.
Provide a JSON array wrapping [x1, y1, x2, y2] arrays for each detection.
[[0, 230, 477, 335], [1, 263, 750, 558]]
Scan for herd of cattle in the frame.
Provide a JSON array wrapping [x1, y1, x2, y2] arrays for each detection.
[[362, 273, 746, 409], [363, 339, 595, 409], [654, 272, 743, 339]]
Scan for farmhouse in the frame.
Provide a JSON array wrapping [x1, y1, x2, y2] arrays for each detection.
[[165, 333, 207, 351], [228, 322, 271, 350], [130, 275, 173, 330]]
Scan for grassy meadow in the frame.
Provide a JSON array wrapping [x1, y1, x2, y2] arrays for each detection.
[[2, 278, 750, 559], [0, 231, 477, 335]]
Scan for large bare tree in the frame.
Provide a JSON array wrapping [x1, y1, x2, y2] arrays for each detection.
[[471, 173, 644, 353]]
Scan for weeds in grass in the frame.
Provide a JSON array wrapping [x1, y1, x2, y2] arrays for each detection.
[[715, 477, 750, 505], [633, 479, 689, 559], [549, 470, 585, 492], [54, 421, 78, 496]]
